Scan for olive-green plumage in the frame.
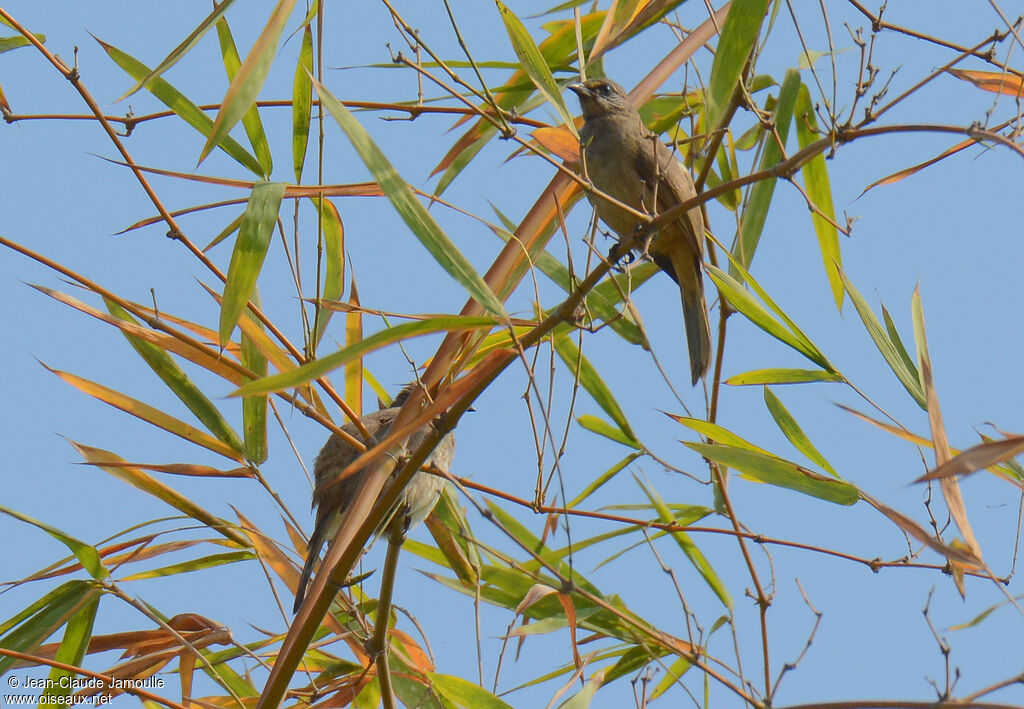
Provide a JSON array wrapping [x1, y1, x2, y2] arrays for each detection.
[[293, 385, 454, 613], [569, 78, 711, 385]]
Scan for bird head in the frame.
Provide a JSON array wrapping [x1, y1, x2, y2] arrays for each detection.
[[568, 78, 633, 120]]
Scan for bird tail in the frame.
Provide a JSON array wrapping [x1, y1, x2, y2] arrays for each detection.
[[679, 266, 712, 385], [293, 521, 326, 614]]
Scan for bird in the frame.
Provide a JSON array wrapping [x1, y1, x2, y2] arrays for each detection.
[[293, 384, 454, 613], [569, 77, 711, 385]]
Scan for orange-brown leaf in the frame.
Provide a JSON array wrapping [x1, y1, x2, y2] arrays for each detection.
[[949, 68, 1024, 96], [532, 125, 581, 163]]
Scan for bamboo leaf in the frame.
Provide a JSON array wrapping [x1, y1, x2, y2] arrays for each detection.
[[726, 368, 842, 385], [688, 443, 859, 505], [104, 299, 245, 456], [706, 264, 829, 369], [219, 181, 286, 345], [637, 478, 732, 608], [795, 83, 842, 308], [0, 505, 106, 581], [119, 0, 236, 98], [292, 24, 313, 183], [94, 36, 263, 176], [838, 269, 926, 408], [67, 440, 249, 547], [200, 0, 298, 163], [495, 0, 578, 136], [311, 198, 345, 349], [316, 79, 506, 316], [44, 364, 244, 462], [233, 316, 501, 396], [732, 68, 801, 271], [430, 673, 515, 709], [763, 387, 837, 477], [240, 293, 268, 464], [215, 15, 273, 177], [553, 333, 640, 447], [41, 593, 98, 705], [706, 0, 773, 132]]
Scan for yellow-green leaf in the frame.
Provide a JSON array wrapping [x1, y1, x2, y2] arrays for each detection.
[[732, 68, 800, 271], [200, 0, 298, 164], [316, 80, 506, 316], [105, 299, 244, 456], [94, 36, 263, 176], [726, 368, 842, 385], [215, 16, 273, 177], [795, 83, 842, 308], [292, 24, 313, 183], [311, 198, 345, 349], [688, 443, 859, 505], [763, 387, 837, 477], [553, 333, 640, 447], [495, 0, 577, 136], [219, 181, 286, 345], [637, 478, 732, 608], [706, 0, 773, 132], [233, 316, 501, 397]]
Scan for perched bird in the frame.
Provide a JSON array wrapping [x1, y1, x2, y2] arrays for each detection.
[[293, 385, 454, 613], [569, 78, 711, 385]]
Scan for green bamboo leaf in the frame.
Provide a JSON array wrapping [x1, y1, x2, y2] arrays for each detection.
[[669, 415, 771, 453], [576, 414, 642, 449], [121, 551, 255, 580], [215, 16, 273, 177], [705, 0, 773, 131], [650, 656, 693, 700], [763, 387, 837, 477], [553, 333, 640, 446], [316, 80, 506, 316], [68, 440, 249, 547], [706, 263, 828, 368], [688, 443, 859, 505], [292, 24, 313, 183], [311, 198, 345, 349], [204, 211, 244, 252], [0, 580, 100, 676], [233, 315, 500, 396], [41, 593, 98, 705], [495, 0, 578, 136], [433, 13, 604, 195], [558, 670, 603, 708], [838, 269, 926, 408], [489, 217, 650, 346], [431, 673, 515, 709], [0, 505, 106, 580], [567, 452, 643, 507], [605, 646, 670, 685], [881, 304, 919, 387], [219, 181, 286, 345], [637, 478, 732, 608], [721, 253, 834, 370], [240, 293, 268, 464], [732, 68, 801, 271], [726, 368, 843, 385], [795, 83, 842, 308], [93, 36, 263, 176], [104, 299, 245, 456], [200, 0, 298, 164], [119, 0, 236, 98], [0, 33, 44, 54]]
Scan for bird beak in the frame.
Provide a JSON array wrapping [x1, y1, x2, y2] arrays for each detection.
[[567, 83, 587, 97]]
